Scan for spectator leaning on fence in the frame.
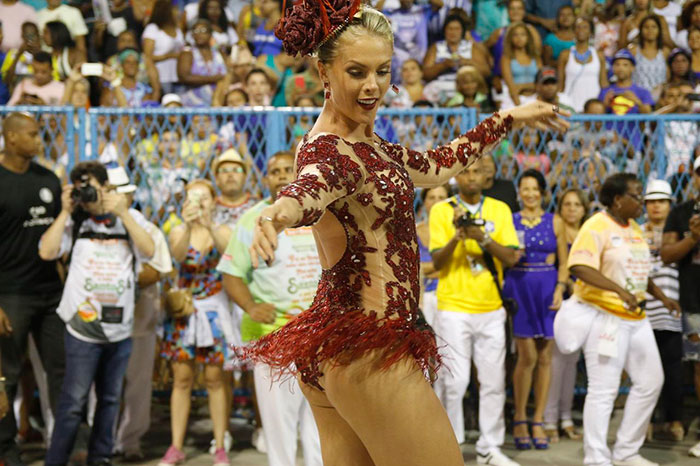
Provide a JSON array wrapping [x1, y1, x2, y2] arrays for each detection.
[[0, 113, 66, 466], [598, 48, 654, 162], [39, 161, 155, 466], [219, 151, 323, 466], [660, 156, 700, 458], [430, 158, 521, 466], [641, 180, 684, 443]]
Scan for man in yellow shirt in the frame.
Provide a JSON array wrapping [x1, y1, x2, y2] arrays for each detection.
[[430, 159, 521, 466]]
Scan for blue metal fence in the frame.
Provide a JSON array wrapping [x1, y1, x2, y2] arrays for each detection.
[[1, 106, 698, 226]]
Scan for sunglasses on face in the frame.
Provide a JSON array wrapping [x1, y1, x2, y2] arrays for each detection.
[[193, 27, 210, 34]]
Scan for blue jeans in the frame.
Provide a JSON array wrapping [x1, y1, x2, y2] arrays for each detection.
[[45, 331, 132, 465]]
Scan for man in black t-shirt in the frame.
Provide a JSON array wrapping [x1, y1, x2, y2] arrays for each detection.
[[0, 113, 65, 466], [661, 156, 700, 457], [480, 154, 519, 213]]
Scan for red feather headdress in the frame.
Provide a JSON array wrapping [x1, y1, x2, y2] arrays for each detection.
[[274, 0, 363, 57]]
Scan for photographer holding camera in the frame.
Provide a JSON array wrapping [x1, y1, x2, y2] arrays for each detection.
[[0, 112, 64, 466], [430, 159, 521, 466], [38, 161, 154, 466]]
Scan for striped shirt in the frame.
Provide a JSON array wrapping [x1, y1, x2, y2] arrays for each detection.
[[644, 224, 682, 332]]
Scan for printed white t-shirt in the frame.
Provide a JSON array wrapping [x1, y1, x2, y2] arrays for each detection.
[[55, 208, 152, 343]]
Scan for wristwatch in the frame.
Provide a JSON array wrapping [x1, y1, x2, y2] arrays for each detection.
[[478, 233, 492, 248]]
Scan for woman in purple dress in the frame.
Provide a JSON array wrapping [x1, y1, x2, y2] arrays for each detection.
[[504, 169, 569, 451]]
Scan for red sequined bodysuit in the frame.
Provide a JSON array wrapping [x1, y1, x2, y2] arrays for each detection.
[[242, 113, 513, 389]]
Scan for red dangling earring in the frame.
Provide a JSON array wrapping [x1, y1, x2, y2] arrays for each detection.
[[324, 82, 331, 100]]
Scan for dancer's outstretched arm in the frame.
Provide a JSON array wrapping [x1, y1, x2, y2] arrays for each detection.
[[381, 101, 569, 189], [249, 136, 365, 267]]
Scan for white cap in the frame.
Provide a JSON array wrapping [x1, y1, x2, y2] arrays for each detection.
[[644, 179, 672, 201], [107, 165, 137, 194], [162, 93, 182, 107]]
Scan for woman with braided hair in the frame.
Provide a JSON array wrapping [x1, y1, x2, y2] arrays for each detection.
[[241, 0, 569, 464]]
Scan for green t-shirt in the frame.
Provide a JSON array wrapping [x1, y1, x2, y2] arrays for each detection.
[[216, 199, 322, 342]]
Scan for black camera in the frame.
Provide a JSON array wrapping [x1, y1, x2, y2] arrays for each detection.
[[71, 175, 98, 204], [455, 211, 485, 229]]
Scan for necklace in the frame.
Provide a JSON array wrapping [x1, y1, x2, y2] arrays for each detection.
[[573, 47, 592, 63]]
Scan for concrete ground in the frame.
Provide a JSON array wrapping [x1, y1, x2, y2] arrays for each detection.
[[20, 399, 700, 466]]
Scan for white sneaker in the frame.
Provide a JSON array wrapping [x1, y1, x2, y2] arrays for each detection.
[[251, 428, 267, 453], [476, 450, 520, 466], [690, 441, 700, 457], [208, 431, 234, 454], [612, 455, 659, 466]]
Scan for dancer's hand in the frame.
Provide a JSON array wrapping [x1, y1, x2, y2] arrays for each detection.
[[250, 200, 297, 268], [502, 100, 571, 133]]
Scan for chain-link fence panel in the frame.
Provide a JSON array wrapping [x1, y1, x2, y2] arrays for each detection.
[[479, 113, 700, 212], [85, 107, 477, 229]]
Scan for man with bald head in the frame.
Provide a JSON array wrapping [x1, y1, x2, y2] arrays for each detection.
[[0, 113, 65, 466], [481, 154, 519, 213]]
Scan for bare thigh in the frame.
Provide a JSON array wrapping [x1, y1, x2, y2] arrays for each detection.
[[300, 381, 375, 466], [313, 352, 464, 466]]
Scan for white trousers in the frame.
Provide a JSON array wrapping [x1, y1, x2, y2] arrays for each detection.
[[422, 290, 438, 328], [544, 344, 580, 426], [581, 306, 663, 466], [253, 364, 322, 466], [114, 332, 157, 452], [433, 309, 506, 454]]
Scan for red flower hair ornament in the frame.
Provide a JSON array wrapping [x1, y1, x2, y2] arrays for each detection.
[[274, 0, 364, 57]]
